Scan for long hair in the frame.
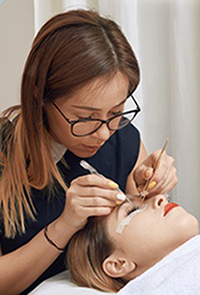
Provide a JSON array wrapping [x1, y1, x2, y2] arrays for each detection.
[[0, 9, 140, 238], [67, 217, 126, 292]]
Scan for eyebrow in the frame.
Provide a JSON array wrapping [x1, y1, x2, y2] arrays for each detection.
[[71, 98, 127, 111]]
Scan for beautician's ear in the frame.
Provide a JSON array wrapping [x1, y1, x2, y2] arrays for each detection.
[[102, 253, 136, 278]]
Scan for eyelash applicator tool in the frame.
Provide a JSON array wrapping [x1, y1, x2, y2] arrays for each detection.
[[80, 160, 135, 207], [139, 138, 169, 203]]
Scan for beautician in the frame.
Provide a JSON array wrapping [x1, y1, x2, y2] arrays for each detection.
[[0, 9, 178, 295]]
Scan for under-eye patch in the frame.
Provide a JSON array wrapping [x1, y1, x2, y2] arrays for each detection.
[[116, 205, 147, 234]]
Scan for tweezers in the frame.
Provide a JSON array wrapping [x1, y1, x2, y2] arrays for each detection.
[[139, 138, 169, 202], [80, 160, 136, 207]]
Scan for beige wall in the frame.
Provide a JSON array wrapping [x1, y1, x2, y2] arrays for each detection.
[[0, 0, 34, 112]]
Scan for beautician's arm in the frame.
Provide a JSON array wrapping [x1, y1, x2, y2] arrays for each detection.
[[0, 217, 76, 295]]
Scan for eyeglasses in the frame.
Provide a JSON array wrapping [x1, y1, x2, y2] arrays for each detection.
[[52, 94, 141, 137]]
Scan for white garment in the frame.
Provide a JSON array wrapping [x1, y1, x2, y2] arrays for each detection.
[[118, 235, 200, 295], [31, 235, 200, 295], [50, 140, 67, 164], [30, 270, 115, 295]]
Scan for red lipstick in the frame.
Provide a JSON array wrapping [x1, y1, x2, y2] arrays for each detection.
[[164, 203, 179, 216]]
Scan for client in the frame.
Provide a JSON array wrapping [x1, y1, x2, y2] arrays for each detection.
[[67, 194, 199, 293]]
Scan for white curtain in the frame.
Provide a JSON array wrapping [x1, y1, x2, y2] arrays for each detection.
[[33, 0, 200, 220]]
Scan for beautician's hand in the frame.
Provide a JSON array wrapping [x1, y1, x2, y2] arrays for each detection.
[[133, 150, 178, 198], [60, 175, 125, 231]]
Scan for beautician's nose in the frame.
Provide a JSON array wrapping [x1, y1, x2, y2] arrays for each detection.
[[92, 123, 111, 141], [151, 194, 167, 209]]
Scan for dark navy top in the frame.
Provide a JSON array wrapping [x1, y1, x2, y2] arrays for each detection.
[[0, 123, 140, 294]]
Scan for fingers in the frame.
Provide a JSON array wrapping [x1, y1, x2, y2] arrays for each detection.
[[149, 153, 170, 186], [134, 164, 154, 185], [150, 154, 176, 188], [61, 199, 113, 231], [67, 186, 118, 207], [63, 174, 125, 229], [71, 205, 113, 218], [149, 166, 178, 196], [71, 174, 116, 189], [69, 174, 126, 202], [81, 196, 116, 207], [135, 150, 178, 198], [69, 195, 116, 213], [68, 185, 121, 201]]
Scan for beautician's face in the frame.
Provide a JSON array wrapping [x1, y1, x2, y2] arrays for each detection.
[[106, 195, 199, 276], [45, 71, 129, 158]]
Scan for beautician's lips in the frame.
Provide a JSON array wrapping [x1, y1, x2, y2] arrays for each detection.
[[164, 203, 179, 216]]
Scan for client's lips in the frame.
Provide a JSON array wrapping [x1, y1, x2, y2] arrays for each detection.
[[164, 203, 179, 216]]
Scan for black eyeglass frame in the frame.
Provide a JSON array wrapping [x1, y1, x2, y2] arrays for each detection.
[[51, 94, 141, 137]]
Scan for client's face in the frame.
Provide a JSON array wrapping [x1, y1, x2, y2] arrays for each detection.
[[104, 194, 199, 278]]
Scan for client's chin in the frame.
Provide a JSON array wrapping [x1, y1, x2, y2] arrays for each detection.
[[177, 211, 199, 242]]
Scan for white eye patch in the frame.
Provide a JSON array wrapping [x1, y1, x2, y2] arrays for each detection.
[[116, 205, 147, 234]]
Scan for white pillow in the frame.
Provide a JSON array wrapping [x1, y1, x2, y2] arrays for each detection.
[[30, 270, 116, 295]]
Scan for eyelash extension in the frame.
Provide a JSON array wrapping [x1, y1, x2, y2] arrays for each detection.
[[127, 206, 139, 215]]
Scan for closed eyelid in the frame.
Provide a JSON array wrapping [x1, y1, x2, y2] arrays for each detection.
[[116, 201, 137, 220], [126, 206, 139, 215], [122, 199, 146, 215]]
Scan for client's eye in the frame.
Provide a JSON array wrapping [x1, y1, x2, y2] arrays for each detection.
[[127, 206, 139, 215]]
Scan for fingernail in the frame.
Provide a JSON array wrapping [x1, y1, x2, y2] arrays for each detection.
[[116, 200, 122, 205], [116, 194, 126, 201], [147, 181, 156, 189], [137, 187, 142, 193], [108, 181, 118, 189], [145, 169, 151, 178]]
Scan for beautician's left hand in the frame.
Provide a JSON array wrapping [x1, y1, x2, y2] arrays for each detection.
[[133, 150, 178, 198]]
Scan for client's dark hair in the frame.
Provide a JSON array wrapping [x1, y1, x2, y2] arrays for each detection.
[[67, 216, 126, 292]]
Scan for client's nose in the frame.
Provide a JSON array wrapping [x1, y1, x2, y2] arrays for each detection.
[[151, 194, 167, 209]]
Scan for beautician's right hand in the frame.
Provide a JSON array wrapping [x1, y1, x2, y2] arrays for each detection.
[[60, 175, 126, 231]]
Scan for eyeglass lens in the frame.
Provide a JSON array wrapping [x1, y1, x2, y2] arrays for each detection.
[[72, 95, 139, 136]]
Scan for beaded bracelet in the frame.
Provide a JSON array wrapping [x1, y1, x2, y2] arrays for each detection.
[[44, 225, 65, 253]]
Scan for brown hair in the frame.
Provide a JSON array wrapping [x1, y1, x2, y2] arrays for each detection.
[[67, 216, 126, 292], [0, 9, 140, 237]]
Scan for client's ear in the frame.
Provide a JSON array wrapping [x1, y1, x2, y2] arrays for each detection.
[[102, 252, 136, 278]]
